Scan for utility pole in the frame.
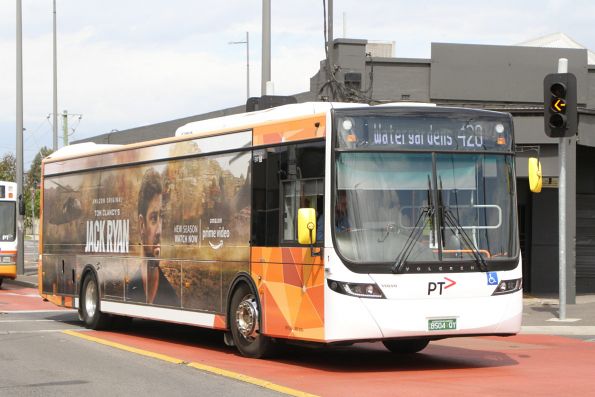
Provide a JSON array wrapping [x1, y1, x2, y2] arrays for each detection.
[[328, 0, 333, 67], [16, 0, 25, 275], [261, 0, 271, 95], [53, 0, 58, 151], [62, 110, 68, 147]]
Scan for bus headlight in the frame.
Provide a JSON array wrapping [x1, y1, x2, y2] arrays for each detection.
[[492, 278, 522, 295], [1, 256, 14, 263], [327, 279, 385, 299]]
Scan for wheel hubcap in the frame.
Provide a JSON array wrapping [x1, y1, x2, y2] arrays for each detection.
[[85, 280, 97, 318], [236, 295, 259, 340]]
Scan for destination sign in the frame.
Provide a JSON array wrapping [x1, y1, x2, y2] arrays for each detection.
[[335, 113, 513, 152]]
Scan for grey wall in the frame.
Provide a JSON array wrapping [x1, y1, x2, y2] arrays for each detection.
[[588, 68, 595, 108], [430, 43, 589, 103], [530, 188, 560, 293], [366, 58, 430, 102]]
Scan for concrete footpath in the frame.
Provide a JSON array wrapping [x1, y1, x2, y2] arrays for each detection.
[[5, 272, 595, 339]]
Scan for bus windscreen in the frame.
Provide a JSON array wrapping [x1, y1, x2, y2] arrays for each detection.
[[0, 202, 16, 242]]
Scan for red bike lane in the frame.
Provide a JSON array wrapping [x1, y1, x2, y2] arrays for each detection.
[[80, 325, 595, 396], [0, 284, 67, 312], [3, 285, 595, 396]]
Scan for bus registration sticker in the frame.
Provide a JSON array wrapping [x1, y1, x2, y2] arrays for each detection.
[[428, 318, 457, 331]]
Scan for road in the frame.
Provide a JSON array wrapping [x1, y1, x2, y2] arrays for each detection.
[[2, 284, 595, 397], [0, 284, 282, 397]]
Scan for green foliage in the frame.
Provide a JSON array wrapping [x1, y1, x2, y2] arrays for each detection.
[[26, 146, 53, 220], [0, 152, 16, 182]]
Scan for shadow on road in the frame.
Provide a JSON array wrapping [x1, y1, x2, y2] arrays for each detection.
[[73, 318, 518, 372]]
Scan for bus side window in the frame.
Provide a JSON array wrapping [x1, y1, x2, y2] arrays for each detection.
[[251, 146, 288, 246], [281, 142, 325, 245], [251, 141, 324, 247]]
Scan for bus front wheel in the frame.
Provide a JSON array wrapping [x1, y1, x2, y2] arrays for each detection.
[[80, 273, 111, 330], [229, 284, 273, 358], [383, 338, 430, 354]]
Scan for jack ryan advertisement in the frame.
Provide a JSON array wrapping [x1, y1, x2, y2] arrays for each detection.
[[42, 137, 251, 314]]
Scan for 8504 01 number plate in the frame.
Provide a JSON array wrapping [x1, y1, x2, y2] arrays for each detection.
[[428, 318, 457, 331]]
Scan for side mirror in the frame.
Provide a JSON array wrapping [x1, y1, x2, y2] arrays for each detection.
[[528, 157, 542, 193], [297, 208, 317, 245]]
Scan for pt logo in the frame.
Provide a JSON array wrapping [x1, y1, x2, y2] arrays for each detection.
[[427, 277, 457, 295]]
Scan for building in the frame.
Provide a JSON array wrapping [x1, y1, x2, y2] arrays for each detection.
[[75, 33, 595, 296]]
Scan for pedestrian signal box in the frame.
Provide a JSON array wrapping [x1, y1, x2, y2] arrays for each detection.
[[543, 73, 577, 138]]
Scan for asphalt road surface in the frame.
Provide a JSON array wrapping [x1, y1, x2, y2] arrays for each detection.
[[0, 285, 283, 397], [3, 284, 595, 396]]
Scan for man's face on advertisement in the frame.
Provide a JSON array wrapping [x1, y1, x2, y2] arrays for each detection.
[[140, 194, 162, 258]]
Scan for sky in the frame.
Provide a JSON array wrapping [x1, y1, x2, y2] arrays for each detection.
[[1, 0, 594, 168]]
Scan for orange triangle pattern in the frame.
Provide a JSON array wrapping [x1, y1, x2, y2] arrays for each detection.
[[251, 247, 325, 341]]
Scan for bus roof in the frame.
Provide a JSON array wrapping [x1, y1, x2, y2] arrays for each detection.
[[45, 101, 443, 164], [175, 102, 362, 137], [45, 142, 122, 162], [175, 101, 438, 137]]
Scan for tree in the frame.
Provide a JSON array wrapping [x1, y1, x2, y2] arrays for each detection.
[[27, 146, 53, 189], [26, 147, 53, 226], [0, 152, 16, 182]]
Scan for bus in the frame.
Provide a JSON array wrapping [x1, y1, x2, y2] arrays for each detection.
[[0, 181, 18, 287], [40, 102, 525, 358]]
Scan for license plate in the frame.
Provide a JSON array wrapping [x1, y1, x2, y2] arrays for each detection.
[[428, 318, 457, 331]]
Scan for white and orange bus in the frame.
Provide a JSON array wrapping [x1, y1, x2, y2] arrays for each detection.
[[0, 181, 18, 287], [40, 102, 525, 357]]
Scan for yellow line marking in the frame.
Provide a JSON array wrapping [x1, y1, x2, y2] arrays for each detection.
[[187, 362, 318, 397], [62, 330, 184, 364], [62, 330, 318, 397]]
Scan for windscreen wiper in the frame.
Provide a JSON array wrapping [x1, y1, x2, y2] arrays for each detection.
[[438, 178, 488, 272], [392, 177, 435, 273]]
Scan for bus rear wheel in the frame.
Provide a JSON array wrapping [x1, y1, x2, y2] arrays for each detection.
[[382, 338, 430, 354], [80, 273, 111, 330], [230, 284, 273, 358]]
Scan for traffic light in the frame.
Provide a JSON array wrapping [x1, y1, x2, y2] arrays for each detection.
[[543, 73, 577, 138]]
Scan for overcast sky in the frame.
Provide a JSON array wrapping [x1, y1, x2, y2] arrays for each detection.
[[1, 0, 594, 167]]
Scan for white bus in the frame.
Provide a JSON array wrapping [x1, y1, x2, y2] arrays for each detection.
[[40, 102, 525, 357], [0, 181, 18, 287]]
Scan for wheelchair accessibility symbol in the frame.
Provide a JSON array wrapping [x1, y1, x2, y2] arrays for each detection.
[[487, 272, 499, 286]]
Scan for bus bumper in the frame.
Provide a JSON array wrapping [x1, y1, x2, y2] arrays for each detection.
[[360, 292, 523, 339], [0, 264, 17, 279]]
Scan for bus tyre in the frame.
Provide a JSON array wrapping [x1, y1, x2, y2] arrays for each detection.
[[230, 284, 273, 358], [80, 274, 111, 330], [0, 278, 3, 288], [382, 339, 430, 354]]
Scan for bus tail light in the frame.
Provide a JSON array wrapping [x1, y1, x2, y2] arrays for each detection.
[[328, 279, 385, 299], [492, 278, 522, 295]]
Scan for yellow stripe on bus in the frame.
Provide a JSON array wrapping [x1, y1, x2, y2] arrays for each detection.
[[62, 330, 318, 397]]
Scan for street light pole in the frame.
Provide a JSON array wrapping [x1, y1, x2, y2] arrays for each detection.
[[52, 0, 58, 151], [16, 0, 25, 275], [229, 32, 250, 100], [262, 0, 271, 95]]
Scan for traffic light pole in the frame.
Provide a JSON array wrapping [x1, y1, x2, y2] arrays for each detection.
[[558, 58, 568, 320]]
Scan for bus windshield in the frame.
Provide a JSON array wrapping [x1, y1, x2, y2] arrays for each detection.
[[0, 201, 16, 242], [333, 110, 518, 272]]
